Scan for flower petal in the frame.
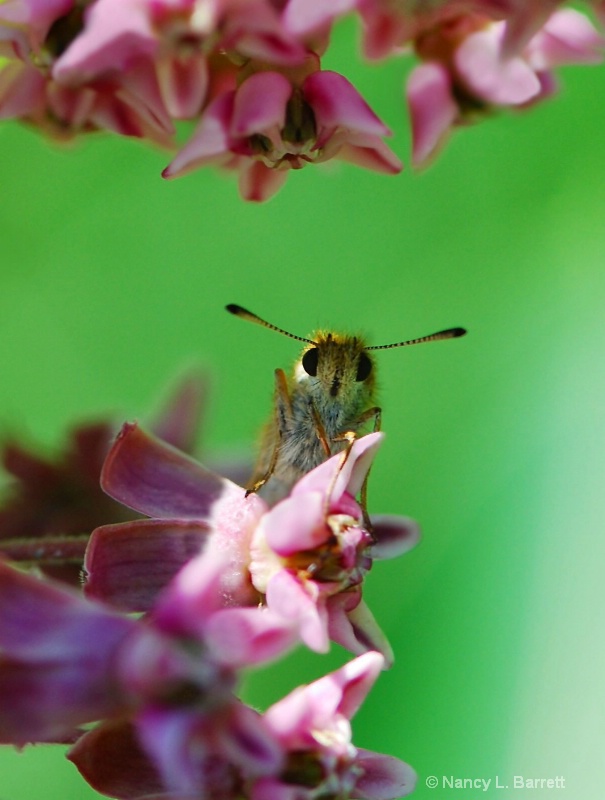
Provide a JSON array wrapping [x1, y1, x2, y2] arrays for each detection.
[[230, 71, 291, 138], [406, 62, 458, 167], [353, 749, 417, 799], [328, 595, 393, 667], [456, 24, 541, 106], [204, 607, 298, 668], [238, 161, 289, 203], [266, 569, 328, 652], [68, 719, 164, 800], [370, 515, 421, 559], [336, 135, 403, 175], [84, 520, 210, 611], [283, 0, 356, 36], [261, 491, 327, 555], [101, 422, 242, 520], [292, 432, 384, 504], [304, 71, 390, 147], [163, 91, 235, 178]]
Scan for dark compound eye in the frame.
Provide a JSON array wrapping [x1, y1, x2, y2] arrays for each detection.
[[302, 347, 319, 377], [356, 352, 372, 382]]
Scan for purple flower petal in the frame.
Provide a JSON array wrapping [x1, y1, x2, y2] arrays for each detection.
[[101, 422, 242, 520], [353, 749, 417, 799], [85, 520, 210, 611], [370, 515, 421, 559], [216, 702, 283, 776], [149, 370, 207, 455], [68, 720, 164, 800], [0, 562, 135, 743], [0, 560, 133, 661]]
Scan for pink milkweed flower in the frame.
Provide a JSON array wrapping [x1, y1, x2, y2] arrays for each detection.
[[162, 59, 403, 201], [85, 423, 419, 663], [0, 555, 291, 797], [248, 433, 420, 662], [53, 0, 306, 120], [0, 371, 207, 584], [406, 7, 604, 165], [252, 651, 417, 800], [0, 0, 174, 141]]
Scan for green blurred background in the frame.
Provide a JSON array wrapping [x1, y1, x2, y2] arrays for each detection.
[[1, 17, 604, 800]]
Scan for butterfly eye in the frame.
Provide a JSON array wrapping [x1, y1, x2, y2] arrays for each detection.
[[302, 347, 319, 377], [356, 352, 372, 382]]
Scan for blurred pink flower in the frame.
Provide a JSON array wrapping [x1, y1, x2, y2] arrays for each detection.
[[253, 652, 417, 800], [0, 0, 173, 140], [163, 61, 402, 201], [53, 0, 305, 119], [406, 7, 604, 165], [85, 424, 419, 662]]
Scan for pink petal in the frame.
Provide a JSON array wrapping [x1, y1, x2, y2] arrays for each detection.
[[329, 651, 384, 719], [264, 652, 383, 741], [293, 432, 384, 504], [500, 0, 562, 56], [230, 71, 291, 138], [53, 0, 156, 84], [353, 749, 417, 799], [328, 595, 393, 667], [101, 422, 241, 520], [84, 519, 210, 611], [526, 9, 605, 70], [0, 63, 46, 119], [204, 607, 298, 667], [262, 491, 327, 555], [283, 0, 357, 36], [303, 71, 390, 147], [266, 569, 328, 652], [163, 90, 235, 178], [151, 545, 230, 637], [47, 83, 96, 128], [456, 24, 541, 105], [238, 160, 289, 203], [156, 52, 209, 119], [336, 134, 403, 174], [370, 515, 420, 559], [222, 1, 306, 65], [0, 0, 72, 46], [406, 62, 458, 167]]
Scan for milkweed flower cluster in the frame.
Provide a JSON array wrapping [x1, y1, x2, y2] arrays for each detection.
[[0, 413, 419, 798], [0, 0, 603, 200]]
